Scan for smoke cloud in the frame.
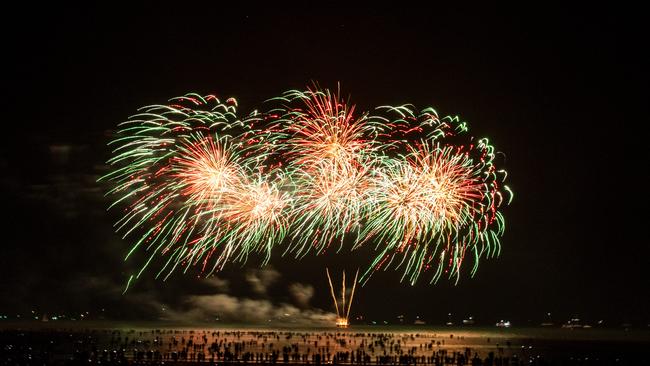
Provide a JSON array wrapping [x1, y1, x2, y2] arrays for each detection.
[[245, 267, 281, 295], [288, 283, 314, 308]]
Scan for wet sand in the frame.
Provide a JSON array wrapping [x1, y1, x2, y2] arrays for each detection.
[[1, 322, 649, 365]]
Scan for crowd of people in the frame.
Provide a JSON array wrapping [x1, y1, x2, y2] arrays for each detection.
[[0, 327, 639, 365]]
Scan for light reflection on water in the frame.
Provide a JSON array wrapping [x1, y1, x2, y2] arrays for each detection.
[[2, 322, 649, 364], [7, 321, 649, 342]]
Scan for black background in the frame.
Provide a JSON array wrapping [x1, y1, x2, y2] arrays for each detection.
[[1, 5, 647, 326]]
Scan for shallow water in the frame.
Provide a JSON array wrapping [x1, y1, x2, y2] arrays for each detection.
[[2, 322, 649, 365]]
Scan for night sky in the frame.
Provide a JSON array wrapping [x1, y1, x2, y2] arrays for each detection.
[[1, 5, 646, 326]]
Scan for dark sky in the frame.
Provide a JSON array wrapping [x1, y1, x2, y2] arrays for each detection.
[[1, 5, 647, 326]]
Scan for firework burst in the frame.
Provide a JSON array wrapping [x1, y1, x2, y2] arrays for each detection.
[[101, 94, 288, 283], [269, 87, 384, 256], [358, 106, 510, 284], [102, 86, 512, 287]]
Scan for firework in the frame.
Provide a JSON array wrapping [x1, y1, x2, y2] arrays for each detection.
[[102, 86, 512, 287], [101, 94, 288, 282], [326, 268, 359, 328], [358, 106, 510, 284], [269, 87, 384, 256]]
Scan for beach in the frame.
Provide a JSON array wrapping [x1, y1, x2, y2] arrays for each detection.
[[2, 322, 649, 365]]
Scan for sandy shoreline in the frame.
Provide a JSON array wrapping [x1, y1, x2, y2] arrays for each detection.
[[2, 323, 649, 365]]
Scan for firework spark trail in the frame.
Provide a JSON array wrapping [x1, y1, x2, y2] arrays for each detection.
[[270, 87, 385, 256], [358, 105, 510, 284], [361, 142, 489, 284], [101, 94, 290, 282], [101, 86, 512, 287]]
